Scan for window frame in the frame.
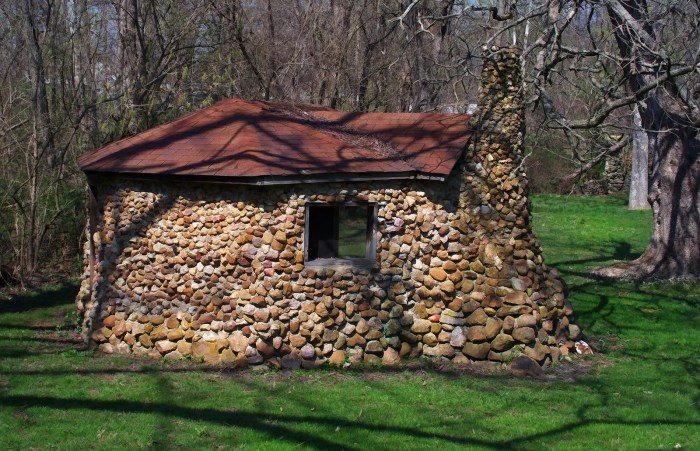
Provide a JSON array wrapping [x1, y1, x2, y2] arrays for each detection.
[[303, 201, 378, 268]]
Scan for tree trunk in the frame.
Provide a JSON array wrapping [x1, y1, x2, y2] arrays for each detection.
[[628, 104, 650, 210], [21, 0, 52, 285], [601, 122, 700, 279], [594, 93, 700, 280], [641, 127, 700, 278]]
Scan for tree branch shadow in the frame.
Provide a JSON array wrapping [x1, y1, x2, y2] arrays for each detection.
[[0, 283, 79, 314], [1, 391, 698, 449]]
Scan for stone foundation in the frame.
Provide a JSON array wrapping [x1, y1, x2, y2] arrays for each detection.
[[76, 47, 580, 368]]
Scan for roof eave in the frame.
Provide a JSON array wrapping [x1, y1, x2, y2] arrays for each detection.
[[83, 170, 448, 187]]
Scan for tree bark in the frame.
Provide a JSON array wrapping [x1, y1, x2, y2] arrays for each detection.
[[601, 119, 700, 279], [628, 104, 649, 210], [639, 127, 700, 278]]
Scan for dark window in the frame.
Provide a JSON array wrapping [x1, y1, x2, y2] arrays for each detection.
[[306, 203, 375, 263]]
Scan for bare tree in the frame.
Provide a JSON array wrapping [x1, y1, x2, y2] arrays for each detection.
[[0, 0, 216, 284], [597, 0, 699, 278], [395, 0, 699, 279], [0, 0, 98, 285]]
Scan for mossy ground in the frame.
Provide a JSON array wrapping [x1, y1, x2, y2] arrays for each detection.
[[0, 195, 698, 450]]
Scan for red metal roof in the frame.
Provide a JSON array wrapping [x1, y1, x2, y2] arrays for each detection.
[[78, 98, 472, 181]]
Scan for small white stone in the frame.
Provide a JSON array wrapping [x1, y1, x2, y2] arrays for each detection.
[[201, 331, 218, 342]]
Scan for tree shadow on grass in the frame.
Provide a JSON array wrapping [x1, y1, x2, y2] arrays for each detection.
[[1, 389, 698, 450], [548, 241, 643, 279], [548, 248, 700, 419], [543, 239, 699, 336], [0, 283, 79, 314], [0, 323, 65, 332]]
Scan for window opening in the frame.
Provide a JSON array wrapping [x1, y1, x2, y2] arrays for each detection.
[[306, 203, 375, 263]]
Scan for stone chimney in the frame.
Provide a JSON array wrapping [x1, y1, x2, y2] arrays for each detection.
[[459, 46, 528, 226], [455, 46, 581, 364]]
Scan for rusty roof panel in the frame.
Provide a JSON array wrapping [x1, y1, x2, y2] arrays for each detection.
[[79, 98, 472, 180]]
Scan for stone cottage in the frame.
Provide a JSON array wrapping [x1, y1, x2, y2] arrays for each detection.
[[76, 48, 580, 368]]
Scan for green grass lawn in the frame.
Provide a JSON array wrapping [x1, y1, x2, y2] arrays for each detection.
[[0, 195, 698, 450]]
